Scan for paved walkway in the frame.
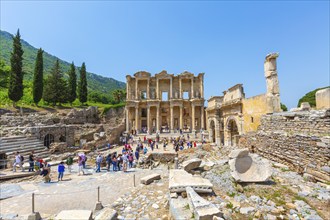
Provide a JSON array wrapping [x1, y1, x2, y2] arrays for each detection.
[[0, 164, 167, 219]]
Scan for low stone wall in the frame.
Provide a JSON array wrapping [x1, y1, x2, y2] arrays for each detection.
[[239, 109, 330, 182]]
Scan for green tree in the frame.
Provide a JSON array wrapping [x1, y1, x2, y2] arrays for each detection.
[[43, 59, 67, 105], [280, 103, 288, 111], [8, 29, 24, 107], [0, 60, 11, 88], [32, 48, 44, 105], [78, 62, 87, 104], [67, 62, 77, 105]]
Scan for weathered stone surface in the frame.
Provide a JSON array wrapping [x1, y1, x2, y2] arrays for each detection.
[[169, 169, 213, 193], [229, 149, 272, 182], [239, 109, 330, 183], [200, 161, 215, 171], [49, 142, 67, 154], [182, 158, 202, 172], [140, 173, 161, 185], [169, 197, 192, 220], [186, 187, 222, 220], [228, 148, 249, 159], [316, 88, 330, 110], [95, 207, 118, 220], [55, 210, 93, 220]]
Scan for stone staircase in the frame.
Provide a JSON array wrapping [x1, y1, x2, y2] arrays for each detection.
[[0, 135, 50, 159]]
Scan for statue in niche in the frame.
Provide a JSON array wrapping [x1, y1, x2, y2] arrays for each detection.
[[151, 89, 156, 99], [175, 91, 179, 99], [196, 91, 200, 98]]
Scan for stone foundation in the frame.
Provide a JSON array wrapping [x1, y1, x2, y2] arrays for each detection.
[[239, 109, 330, 182]]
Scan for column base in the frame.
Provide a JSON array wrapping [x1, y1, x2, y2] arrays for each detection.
[[27, 212, 41, 220]]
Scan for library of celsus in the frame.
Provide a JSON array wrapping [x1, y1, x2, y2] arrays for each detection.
[[125, 71, 205, 134]]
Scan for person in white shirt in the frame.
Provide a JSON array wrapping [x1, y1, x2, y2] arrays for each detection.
[[13, 151, 24, 172]]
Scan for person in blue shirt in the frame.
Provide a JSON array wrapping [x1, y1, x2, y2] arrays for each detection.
[[58, 162, 65, 181]]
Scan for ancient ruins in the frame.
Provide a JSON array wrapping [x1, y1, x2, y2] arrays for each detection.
[[0, 53, 329, 220], [125, 71, 205, 134]]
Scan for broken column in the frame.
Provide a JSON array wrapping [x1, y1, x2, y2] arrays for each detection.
[[229, 148, 272, 182], [186, 187, 223, 220]]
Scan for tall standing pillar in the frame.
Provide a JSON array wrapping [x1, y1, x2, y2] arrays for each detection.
[[170, 78, 173, 99], [191, 77, 194, 98], [126, 107, 129, 132], [191, 104, 195, 132], [147, 106, 150, 134], [156, 105, 160, 133], [135, 107, 139, 134], [170, 106, 174, 133], [179, 78, 182, 99], [147, 79, 150, 99], [200, 106, 204, 130], [179, 106, 183, 130], [156, 79, 159, 99]]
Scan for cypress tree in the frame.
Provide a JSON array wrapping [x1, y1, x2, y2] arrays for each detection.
[[8, 29, 24, 107], [78, 62, 87, 104], [68, 62, 77, 105], [32, 48, 44, 105], [43, 59, 67, 106]]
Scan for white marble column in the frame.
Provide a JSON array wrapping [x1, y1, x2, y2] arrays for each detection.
[[135, 107, 139, 133], [179, 78, 182, 99], [147, 79, 150, 99], [191, 77, 194, 99], [135, 79, 138, 100], [200, 75, 204, 98], [126, 107, 129, 132], [170, 78, 173, 99], [147, 106, 150, 134], [170, 106, 174, 132], [156, 79, 159, 99], [191, 104, 195, 132], [200, 106, 204, 130], [180, 106, 183, 130], [156, 105, 160, 133]]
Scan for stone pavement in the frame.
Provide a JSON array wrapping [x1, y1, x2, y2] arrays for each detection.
[[0, 164, 166, 219]]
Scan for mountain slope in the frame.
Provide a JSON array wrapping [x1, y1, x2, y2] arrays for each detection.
[[0, 30, 125, 94]]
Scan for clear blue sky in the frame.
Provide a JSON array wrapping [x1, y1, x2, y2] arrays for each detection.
[[1, 1, 329, 109]]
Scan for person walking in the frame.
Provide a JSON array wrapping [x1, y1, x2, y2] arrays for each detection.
[[78, 155, 84, 176], [106, 153, 112, 171], [28, 152, 35, 172], [95, 153, 103, 173], [66, 155, 73, 173], [58, 162, 65, 181], [13, 152, 24, 172]]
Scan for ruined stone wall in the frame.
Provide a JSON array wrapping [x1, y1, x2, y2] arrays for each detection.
[[316, 88, 330, 110], [242, 94, 268, 133], [239, 110, 330, 182]]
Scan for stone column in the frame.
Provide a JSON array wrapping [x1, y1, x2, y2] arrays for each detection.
[[191, 77, 194, 99], [191, 104, 195, 132], [135, 79, 138, 100], [170, 78, 173, 99], [156, 79, 159, 99], [200, 75, 204, 98], [126, 78, 130, 100], [156, 105, 160, 133], [170, 106, 174, 133], [179, 106, 183, 130], [200, 106, 204, 130], [135, 107, 139, 133], [126, 107, 129, 132], [179, 78, 182, 99], [147, 79, 150, 99], [147, 106, 150, 134]]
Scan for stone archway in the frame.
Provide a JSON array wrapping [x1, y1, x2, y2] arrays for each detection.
[[209, 120, 216, 143], [227, 118, 239, 146], [44, 134, 54, 148]]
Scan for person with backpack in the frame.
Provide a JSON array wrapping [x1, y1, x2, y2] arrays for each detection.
[[128, 152, 134, 168], [28, 152, 35, 172], [95, 153, 103, 173], [66, 155, 73, 173], [106, 153, 112, 171], [41, 161, 51, 183], [13, 151, 24, 172]]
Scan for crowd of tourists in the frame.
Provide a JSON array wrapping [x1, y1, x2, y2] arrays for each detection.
[[11, 133, 203, 183]]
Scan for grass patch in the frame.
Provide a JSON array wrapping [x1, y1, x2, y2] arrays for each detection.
[[226, 202, 233, 209], [227, 191, 236, 197]]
